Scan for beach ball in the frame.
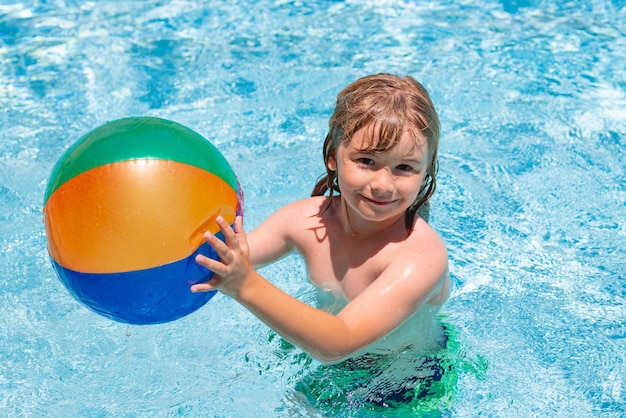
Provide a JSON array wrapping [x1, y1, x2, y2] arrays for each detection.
[[43, 117, 243, 325]]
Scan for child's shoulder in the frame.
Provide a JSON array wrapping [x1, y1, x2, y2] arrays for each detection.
[[403, 216, 448, 271], [409, 216, 446, 251], [280, 195, 329, 216], [262, 196, 328, 231]]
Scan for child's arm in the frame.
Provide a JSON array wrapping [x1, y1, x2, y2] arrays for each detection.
[[245, 206, 295, 268], [192, 216, 449, 364], [244, 197, 324, 267]]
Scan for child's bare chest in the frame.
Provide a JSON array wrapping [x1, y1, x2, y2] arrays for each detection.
[[298, 233, 391, 299]]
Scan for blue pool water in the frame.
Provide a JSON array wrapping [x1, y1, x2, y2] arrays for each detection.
[[1, 0, 625, 416]]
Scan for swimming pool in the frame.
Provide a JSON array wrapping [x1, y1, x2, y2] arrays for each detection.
[[1, 0, 624, 416]]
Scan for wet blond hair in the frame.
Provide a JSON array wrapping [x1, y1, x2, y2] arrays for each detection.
[[312, 73, 440, 229]]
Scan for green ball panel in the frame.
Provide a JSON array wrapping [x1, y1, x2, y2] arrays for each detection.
[[44, 117, 237, 203]]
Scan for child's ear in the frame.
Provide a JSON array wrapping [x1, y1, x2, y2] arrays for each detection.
[[327, 152, 337, 171]]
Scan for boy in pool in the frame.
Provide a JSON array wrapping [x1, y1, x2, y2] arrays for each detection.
[[192, 73, 449, 365]]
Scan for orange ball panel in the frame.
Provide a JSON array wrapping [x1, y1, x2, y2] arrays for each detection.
[[44, 159, 237, 273]]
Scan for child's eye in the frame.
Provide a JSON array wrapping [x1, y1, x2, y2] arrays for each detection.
[[357, 157, 375, 166], [396, 164, 414, 172]]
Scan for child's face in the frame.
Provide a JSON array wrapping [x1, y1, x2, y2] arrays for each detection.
[[328, 127, 429, 225]]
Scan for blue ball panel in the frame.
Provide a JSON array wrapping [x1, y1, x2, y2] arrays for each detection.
[[51, 241, 220, 325]]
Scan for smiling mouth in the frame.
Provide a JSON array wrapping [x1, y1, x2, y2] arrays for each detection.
[[362, 195, 395, 206]]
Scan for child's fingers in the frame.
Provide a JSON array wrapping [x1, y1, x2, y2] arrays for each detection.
[[193, 252, 230, 291], [190, 281, 216, 293], [195, 253, 224, 273], [202, 229, 234, 264], [233, 215, 244, 233], [215, 216, 240, 250], [193, 216, 249, 294]]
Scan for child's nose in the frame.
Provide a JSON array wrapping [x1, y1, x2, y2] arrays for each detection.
[[371, 168, 394, 192]]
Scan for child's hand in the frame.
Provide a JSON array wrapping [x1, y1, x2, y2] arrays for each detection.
[[191, 215, 253, 298]]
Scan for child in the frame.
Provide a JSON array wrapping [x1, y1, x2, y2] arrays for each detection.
[[192, 73, 449, 365]]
